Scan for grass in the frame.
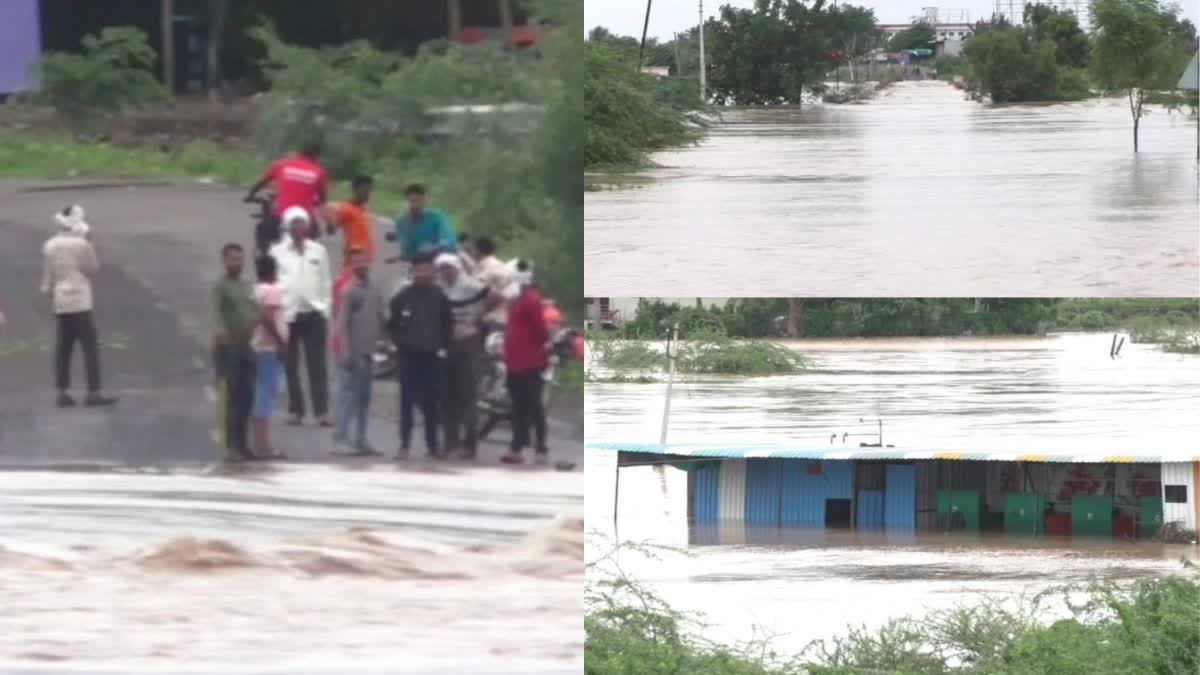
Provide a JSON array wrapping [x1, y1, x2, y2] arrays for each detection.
[[0, 129, 413, 212], [586, 550, 1200, 675]]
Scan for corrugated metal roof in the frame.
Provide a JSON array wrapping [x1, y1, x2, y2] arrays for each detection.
[[588, 442, 1199, 464]]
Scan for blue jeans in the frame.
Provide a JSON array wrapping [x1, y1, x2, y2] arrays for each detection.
[[252, 352, 282, 419], [335, 358, 373, 448]]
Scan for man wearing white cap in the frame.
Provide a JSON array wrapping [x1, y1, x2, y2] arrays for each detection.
[[270, 206, 333, 426], [42, 205, 116, 407]]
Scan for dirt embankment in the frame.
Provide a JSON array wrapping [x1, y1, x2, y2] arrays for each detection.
[[0, 97, 259, 149]]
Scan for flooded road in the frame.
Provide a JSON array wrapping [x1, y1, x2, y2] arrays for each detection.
[[585, 81, 1199, 297], [585, 335, 1199, 654], [585, 333, 1200, 452], [0, 465, 582, 674]]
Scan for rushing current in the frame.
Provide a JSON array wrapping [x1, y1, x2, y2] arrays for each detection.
[[585, 334, 1199, 655], [0, 465, 582, 674], [585, 81, 1200, 297]]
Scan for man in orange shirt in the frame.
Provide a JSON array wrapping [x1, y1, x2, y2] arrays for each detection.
[[326, 175, 375, 265]]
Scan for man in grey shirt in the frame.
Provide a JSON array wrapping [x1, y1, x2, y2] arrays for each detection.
[[332, 249, 384, 455]]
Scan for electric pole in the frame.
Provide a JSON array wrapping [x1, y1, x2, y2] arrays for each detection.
[[698, 0, 707, 102]]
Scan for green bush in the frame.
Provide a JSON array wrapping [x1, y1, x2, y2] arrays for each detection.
[[585, 41, 699, 169], [586, 561, 1200, 675], [246, 0, 582, 313], [1072, 310, 1112, 331], [28, 26, 166, 133]]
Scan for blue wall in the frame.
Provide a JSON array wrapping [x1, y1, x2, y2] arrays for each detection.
[[884, 464, 917, 530], [0, 0, 41, 94], [857, 489, 885, 528], [745, 459, 783, 524], [693, 462, 720, 524]]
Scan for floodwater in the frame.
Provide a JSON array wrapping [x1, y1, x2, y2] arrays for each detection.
[[0, 465, 583, 674], [585, 333, 1200, 452], [585, 81, 1200, 297], [584, 335, 1200, 655]]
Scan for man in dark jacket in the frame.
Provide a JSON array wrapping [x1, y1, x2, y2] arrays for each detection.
[[387, 253, 453, 459]]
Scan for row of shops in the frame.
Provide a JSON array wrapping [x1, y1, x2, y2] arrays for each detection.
[[598, 444, 1199, 540]]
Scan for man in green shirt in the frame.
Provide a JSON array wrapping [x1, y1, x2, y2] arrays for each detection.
[[212, 243, 258, 461]]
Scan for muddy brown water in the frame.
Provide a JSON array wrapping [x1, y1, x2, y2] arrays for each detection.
[[585, 335, 1199, 655], [585, 81, 1200, 297], [0, 465, 582, 674]]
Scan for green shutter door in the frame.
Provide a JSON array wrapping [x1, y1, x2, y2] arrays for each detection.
[[937, 490, 981, 531], [1070, 496, 1113, 537], [1137, 496, 1164, 539], [1005, 493, 1043, 534]]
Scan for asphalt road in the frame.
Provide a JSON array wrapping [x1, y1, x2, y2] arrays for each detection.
[[0, 179, 582, 468]]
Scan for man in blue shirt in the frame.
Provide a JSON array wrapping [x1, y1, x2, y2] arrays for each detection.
[[394, 184, 456, 261]]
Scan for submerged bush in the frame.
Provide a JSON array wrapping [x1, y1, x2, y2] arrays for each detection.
[[588, 328, 807, 378], [586, 561, 1200, 675]]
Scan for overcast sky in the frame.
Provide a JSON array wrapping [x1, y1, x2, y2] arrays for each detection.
[[586, 1, 1200, 40]]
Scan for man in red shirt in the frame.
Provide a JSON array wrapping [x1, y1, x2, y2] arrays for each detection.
[[501, 261, 550, 465], [245, 143, 329, 250]]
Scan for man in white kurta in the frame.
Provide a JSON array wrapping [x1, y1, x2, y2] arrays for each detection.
[[269, 206, 333, 426]]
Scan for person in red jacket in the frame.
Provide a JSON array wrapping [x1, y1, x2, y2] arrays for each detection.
[[501, 260, 549, 465]]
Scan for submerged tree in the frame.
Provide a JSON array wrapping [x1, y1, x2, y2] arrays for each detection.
[[1090, 0, 1197, 151]]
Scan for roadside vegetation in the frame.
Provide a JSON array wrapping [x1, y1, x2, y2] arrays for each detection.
[[602, 298, 1199, 344], [2, 0, 582, 314], [584, 29, 708, 171], [586, 554, 1200, 675]]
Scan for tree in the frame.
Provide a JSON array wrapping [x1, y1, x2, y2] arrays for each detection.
[[705, 0, 866, 105], [785, 298, 802, 337], [1024, 2, 1089, 68], [161, 0, 175, 93], [1090, 0, 1197, 151], [888, 21, 935, 51], [962, 15, 1090, 103]]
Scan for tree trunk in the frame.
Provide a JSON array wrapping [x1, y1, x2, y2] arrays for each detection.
[[206, 0, 229, 101], [161, 0, 175, 95], [447, 0, 463, 43], [498, 0, 514, 48], [786, 299, 802, 338]]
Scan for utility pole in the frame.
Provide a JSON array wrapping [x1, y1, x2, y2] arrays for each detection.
[[660, 323, 679, 445], [638, 0, 653, 69], [698, 0, 707, 102]]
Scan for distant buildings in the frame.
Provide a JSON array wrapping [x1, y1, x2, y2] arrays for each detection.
[[878, 23, 976, 43]]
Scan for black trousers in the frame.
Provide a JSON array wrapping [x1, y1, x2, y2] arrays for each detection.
[[444, 341, 480, 452], [55, 311, 102, 393], [254, 214, 281, 257], [285, 310, 329, 418], [506, 370, 546, 453], [221, 343, 255, 454], [400, 349, 442, 452]]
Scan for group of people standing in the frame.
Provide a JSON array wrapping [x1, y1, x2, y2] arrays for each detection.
[[213, 144, 555, 465]]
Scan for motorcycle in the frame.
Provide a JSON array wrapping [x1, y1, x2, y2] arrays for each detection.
[[248, 192, 278, 256], [476, 324, 580, 442]]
